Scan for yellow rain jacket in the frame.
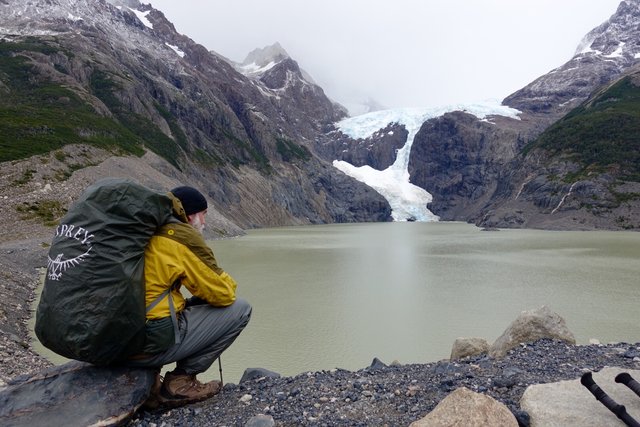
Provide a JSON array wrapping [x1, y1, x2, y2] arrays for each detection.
[[144, 195, 237, 321]]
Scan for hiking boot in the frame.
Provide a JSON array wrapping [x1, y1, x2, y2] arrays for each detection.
[[158, 371, 221, 407]]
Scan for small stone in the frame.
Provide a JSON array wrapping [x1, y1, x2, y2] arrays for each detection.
[[369, 357, 387, 370], [244, 414, 275, 427], [624, 349, 640, 359], [240, 368, 281, 383], [406, 386, 420, 397], [240, 394, 253, 403]]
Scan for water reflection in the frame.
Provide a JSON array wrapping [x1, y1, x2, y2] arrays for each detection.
[[211, 222, 640, 383]]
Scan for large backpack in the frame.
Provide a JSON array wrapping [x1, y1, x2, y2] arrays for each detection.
[[35, 177, 174, 365]]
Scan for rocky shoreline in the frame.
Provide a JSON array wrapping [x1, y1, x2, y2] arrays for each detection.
[[1, 235, 640, 426], [129, 340, 640, 426]]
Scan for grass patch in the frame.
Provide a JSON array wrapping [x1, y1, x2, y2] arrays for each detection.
[[12, 169, 36, 186], [192, 148, 223, 167], [611, 189, 640, 204], [16, 199, 66, 226], [276, 137, 311, 162]]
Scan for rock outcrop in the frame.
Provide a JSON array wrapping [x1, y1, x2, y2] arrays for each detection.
[[409, 387, 518, 427], [489, 306, 576, 358], [408, 111, 528, 221], [521, 367, 640, 427], [315, 122, 408, 171], [450, 337, 490, 360]]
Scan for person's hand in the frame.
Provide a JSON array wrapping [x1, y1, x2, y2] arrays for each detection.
[[185, 296, 207, 307]]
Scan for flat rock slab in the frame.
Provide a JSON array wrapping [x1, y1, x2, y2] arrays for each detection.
[[0, 360, 156, 427], [521, 367, 640, 427]]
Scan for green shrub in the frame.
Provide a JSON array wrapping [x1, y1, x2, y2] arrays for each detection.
[[525, 76, 640, 182], [0, 40, 184, 168]]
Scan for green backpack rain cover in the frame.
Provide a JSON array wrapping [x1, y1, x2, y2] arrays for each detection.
[[35, 178, 174, 365]]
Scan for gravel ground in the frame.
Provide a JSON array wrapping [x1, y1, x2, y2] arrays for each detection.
[[126, 340, 640, 426]]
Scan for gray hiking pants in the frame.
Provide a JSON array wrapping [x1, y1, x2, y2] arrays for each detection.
[[127, 298, 252, 375]]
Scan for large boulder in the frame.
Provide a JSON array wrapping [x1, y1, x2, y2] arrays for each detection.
[[409, 387, 518, 427], [521, 367, 640, 426], [489, 306, 576, 358], [450, 337, 490, 360]]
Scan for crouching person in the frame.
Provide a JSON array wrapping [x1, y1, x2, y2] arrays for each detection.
[[126, 186, 252, 408]]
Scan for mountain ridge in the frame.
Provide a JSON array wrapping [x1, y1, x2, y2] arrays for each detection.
[[2, 0, 639, 233], [0, 0, 391, 237]]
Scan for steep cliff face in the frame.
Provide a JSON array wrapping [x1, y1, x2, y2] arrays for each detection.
[[477, 69, 640, 231], [315, 122, 408, 171], [408, 112, 527, 221], [0, 0, 391, 232]]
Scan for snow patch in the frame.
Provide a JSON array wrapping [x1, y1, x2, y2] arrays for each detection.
[[604, 42, 625, 58], [333, 101, 521, 222], [128, 7, 153, 29], [67, 12, 82, 21], [165, 42, 185, 58], [239, 61, 277, 75], [576, 35, 597, 55]]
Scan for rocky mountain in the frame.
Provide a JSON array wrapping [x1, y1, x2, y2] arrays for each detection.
[[505, 1, 640, 117], [0, 0, 391, 236], [477, 67, 640, 230], [406, 0, 640, 230], [230, 42, 348, 137], [316, 122, 408, 171]]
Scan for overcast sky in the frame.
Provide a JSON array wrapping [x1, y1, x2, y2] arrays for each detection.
[[149, 0, 622, 114]]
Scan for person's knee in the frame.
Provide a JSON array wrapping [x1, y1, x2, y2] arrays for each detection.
[[234, 297, 252, 317]]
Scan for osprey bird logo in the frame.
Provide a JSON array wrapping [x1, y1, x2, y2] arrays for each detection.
[[47, 247, 93, 281]]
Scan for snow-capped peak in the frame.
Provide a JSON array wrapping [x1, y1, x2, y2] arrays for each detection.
[[241, 42, 289, 68], [574, 0, 640, 60], [233, 42, 318, 86]]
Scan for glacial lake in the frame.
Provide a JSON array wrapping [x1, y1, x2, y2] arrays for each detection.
[[31, 222, 640, 384]]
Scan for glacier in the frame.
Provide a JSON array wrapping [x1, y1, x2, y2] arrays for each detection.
[[333, 101, 521, 221]]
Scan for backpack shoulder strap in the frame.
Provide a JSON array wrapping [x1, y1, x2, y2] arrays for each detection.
[[145, 279, 182, 345]]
